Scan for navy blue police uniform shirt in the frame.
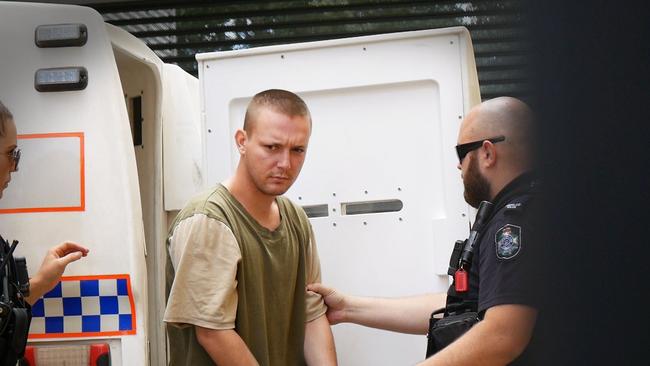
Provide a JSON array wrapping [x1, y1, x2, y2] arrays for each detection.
[[476, 172, 539, 315], [469, 172, 540, 365]]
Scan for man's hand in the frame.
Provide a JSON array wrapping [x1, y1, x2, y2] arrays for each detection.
[[26, 241, 89, 304], [307, 283, 347, 324], [308, 283, 446, 334]]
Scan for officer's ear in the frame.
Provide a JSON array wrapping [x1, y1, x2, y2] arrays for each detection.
[[481, 140, 498, 168]]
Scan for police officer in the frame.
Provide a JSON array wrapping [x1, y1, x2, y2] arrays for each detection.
[[0, 100, 88, 364], [308, 97, 539, 365]]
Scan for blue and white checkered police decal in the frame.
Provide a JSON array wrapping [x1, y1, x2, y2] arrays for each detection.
[[495, 224, 522, 260], [29, 274, 136, 338]]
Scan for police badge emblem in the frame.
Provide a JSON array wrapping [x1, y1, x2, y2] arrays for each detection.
[[495, 224, 521, 259]]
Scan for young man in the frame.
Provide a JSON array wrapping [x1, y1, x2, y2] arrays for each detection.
[[164, 89, 336, 366], [309, 97, 539, 365], [0, 100, 89, 363]]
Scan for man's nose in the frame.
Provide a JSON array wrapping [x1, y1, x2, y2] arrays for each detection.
[[277, 150, 291, 169]]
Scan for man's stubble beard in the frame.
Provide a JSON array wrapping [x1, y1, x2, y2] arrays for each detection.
[[463, 156, 492, 208]]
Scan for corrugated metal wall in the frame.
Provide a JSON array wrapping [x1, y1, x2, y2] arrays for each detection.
[[92, 0, 529, 100]]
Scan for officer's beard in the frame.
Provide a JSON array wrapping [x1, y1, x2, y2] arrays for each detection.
[[463, 156, 491, 208]]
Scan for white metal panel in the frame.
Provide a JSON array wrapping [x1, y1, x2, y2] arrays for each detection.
[[199, 28, 479, 365], [0, 136, 82, 209], [0, 3, 147, 365], [109, 23, 202, 366], [161, 64, 203, 211]]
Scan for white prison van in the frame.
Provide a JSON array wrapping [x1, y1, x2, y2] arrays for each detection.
[[0, 2, 479, 365]]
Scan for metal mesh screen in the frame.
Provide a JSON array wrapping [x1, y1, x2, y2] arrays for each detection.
[[93, 0, 529, 100]]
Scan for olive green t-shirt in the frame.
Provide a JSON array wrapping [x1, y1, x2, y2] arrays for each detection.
[[164, 184, 326, 366]]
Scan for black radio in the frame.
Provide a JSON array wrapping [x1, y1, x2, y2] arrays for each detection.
[[0, 235, 31, 366]]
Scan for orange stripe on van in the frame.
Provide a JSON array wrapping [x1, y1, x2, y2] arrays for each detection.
[[0, 132, 85, 214]]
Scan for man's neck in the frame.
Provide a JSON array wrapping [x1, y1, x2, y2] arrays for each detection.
[[489, 169, 529, 201], [223, 174, 280, 231]]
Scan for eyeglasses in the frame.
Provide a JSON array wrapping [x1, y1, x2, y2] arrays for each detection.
[[455, 136, 505, 163], [7, 148, 20, 171]]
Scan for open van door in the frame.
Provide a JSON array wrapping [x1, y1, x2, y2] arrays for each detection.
[[0, 3, 201, 365]]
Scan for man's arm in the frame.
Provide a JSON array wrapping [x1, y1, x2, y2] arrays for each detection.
[[166, 216, 245, 363], [26, 241, 89, 305], [307, 283, 446, 335], [418, 304, 537, 366], [195, 326, 259, 366], [304, 314, 337, 365]]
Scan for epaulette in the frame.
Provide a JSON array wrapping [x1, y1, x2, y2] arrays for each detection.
[[504, 200, 527, 216]]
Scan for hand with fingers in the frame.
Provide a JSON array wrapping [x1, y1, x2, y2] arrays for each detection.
[[307, 283, 348, 325], [26, 241, 89, 304]]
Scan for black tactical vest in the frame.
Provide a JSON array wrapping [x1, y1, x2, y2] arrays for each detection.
[[0, 236, 31, 366]]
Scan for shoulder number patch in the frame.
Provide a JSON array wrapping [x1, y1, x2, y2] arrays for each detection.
[[495, 224, 522, 259]]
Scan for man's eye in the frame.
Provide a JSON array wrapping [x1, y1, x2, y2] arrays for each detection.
[[293, 148, 305, 153], [266, 145, 278, 151]]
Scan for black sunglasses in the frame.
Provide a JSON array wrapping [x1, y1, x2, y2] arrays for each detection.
[[455, 136, 505, 163], [8, 148, 20, 171]]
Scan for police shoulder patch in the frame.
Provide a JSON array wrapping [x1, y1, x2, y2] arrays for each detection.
[[495, 224, 522, 260]]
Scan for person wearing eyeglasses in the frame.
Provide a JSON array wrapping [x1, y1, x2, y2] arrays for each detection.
[[308, 96, 540, 365], [0, 100, 89, 364]]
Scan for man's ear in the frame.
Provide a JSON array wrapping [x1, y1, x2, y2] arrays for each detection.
[[481, 140, 497, 168], [235, 129, 247, 154]]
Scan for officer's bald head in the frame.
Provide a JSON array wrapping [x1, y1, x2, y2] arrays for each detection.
[[460, 96, 535, 170]]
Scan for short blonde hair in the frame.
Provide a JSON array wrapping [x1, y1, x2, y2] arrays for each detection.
[[243, 89, 311, 133]]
